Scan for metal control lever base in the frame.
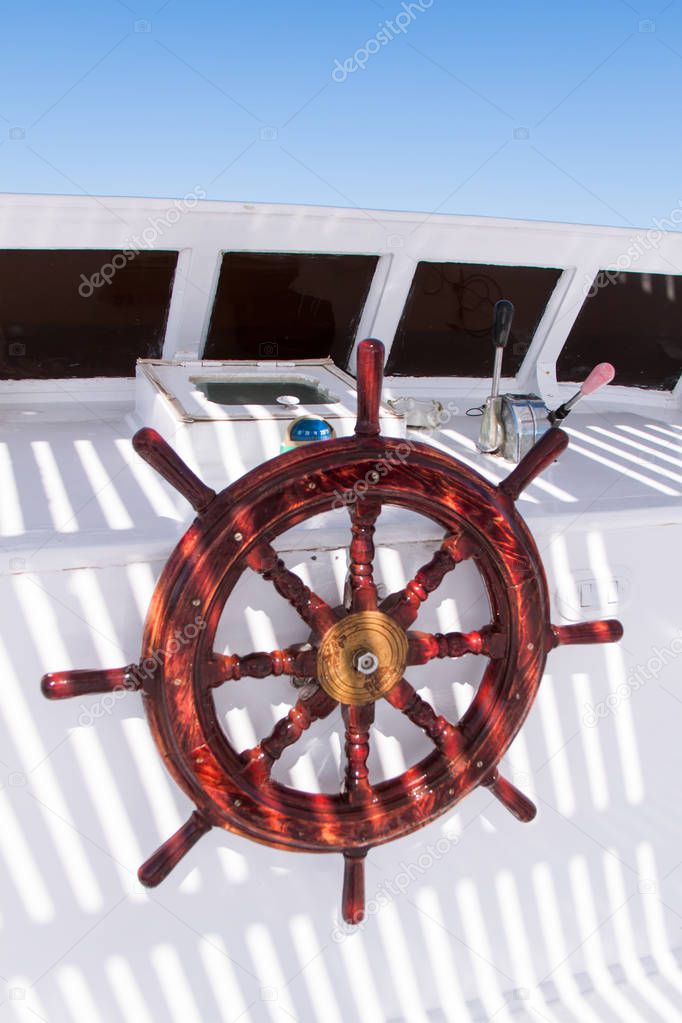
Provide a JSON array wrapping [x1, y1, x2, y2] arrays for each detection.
[[477, 396, 504, 454], [478, 393, 552, 463]]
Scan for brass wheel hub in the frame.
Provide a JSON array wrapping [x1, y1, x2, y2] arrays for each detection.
[[316, 611, 409, 705]]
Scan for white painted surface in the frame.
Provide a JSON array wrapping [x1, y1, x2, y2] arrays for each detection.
[[1, 385, 682, 1021], [1, 198, 682, 1021]]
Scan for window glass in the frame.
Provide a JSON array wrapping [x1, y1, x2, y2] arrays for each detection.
[[557, 270, 682, 390], [0, 249, 177, 379], [386, 261, 562, 376], [204, 252, 379, 366]]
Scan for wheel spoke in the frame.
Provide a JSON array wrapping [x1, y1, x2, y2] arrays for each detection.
[[246, 541, 338, 636], [382, 531, 472, 629], [240, 687, 337, 783], [208, 647, 316, 688], [132, 428, 216, 513], [354, 339, 384, 438], [342, 703, 375, 802], [499, 427, 568, 501], [384, 678, 462, 759], [348, 498, 382, 612], [41, 665, 141, 700], [138, 811, 211, 887], [407, 627, 506, 666], [342, 850, 367, 925], [481, 770, 536, 823], [549, 620, 623, 647]]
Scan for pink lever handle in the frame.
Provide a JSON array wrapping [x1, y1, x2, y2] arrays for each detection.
[[549, 361, 616, 424], [580, 362, 615, 395]]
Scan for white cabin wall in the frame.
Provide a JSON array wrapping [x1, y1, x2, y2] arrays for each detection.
[[2, 511, 681, 1022]]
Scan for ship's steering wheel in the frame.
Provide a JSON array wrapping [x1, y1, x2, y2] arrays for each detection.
[[42, 340, 623, 924]]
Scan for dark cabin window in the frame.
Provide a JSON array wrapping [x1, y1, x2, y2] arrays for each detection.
[[557, 270, 682, 390], [204, 252, 379, 367], [0, 249, 177, 379], [386, 261, 562, 376]]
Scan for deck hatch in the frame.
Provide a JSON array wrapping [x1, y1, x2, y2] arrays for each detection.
[[191, 376, 336, 406]]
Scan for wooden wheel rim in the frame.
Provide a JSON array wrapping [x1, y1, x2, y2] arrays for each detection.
[[140, 436, 548, 853]]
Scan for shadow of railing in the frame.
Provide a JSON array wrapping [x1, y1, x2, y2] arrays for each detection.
[[1, 404, 682, 1021]]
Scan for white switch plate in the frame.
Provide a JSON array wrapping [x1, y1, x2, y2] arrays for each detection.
[[555, 565, 631, 622]]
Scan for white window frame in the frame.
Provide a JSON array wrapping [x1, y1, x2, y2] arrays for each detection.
[[0, 193, 678, 412]]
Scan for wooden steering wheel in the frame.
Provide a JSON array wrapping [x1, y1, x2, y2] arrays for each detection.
[[42, 340, 623, 924]]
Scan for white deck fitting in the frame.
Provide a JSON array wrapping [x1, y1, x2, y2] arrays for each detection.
[[1, 197, 682, 1022]]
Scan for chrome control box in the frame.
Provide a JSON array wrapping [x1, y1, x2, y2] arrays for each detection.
[[500, 394, 551, 462]]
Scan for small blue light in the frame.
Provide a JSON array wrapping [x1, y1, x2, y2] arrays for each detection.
[[289, 417, 334, 443]]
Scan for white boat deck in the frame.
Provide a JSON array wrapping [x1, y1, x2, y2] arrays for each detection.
[[1, 401, 680, 571], [1, 393, 681, 1021]]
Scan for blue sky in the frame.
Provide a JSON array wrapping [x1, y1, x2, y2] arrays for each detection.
[[1, 0, 681, 227]]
